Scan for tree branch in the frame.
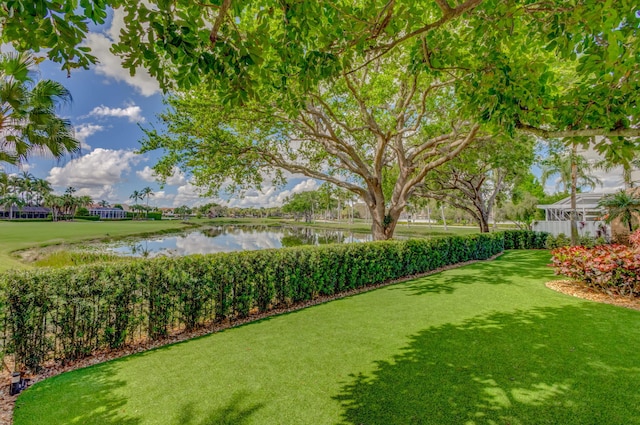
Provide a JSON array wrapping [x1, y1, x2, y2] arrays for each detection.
[[516, 123, 640, 139], [347, 0, 484, 74], [209, 0, 232, 44], [434, 0, 453, 14], [260, 149, 368, 199], [408, 123, 481, 189]]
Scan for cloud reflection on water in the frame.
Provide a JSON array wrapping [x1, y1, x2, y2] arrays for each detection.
[[104, 226, 373, 258]]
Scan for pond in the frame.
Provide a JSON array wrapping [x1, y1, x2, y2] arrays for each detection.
[[87, 225, 374, 258]]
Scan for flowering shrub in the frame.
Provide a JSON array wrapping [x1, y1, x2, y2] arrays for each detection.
[[628, 229, 640, 249], [551, 244, 640, 297]]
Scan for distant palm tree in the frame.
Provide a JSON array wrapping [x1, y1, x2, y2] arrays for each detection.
[[77, 195, 93, 210], [18, 171, 35, 204], [540, 144, 602, 245], [32, 178, 52, 206], [540, 150, 601, 193], [595, 139, 640, 189], [61, 195, 75, 220], [141, 186, 154, 219], [8, 175, 22, 198], [98, 199, 110, 208], [0, 52, 80, 166], [0, 194, 23, 220], [0, 172, 9, 198], [44, 194, 64, 221], [129, 190, 142, 219], [598, 190, 640, 234]]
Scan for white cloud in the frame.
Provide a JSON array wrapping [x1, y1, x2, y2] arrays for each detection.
[[136, 166, 155, 182], [83, 8, 160, 97], [162, 174, 320, 209], [47, 148, 143, 200], [76, 186, 120, 202], [74, 123, 105, 150], [225, 178, 318, 208], [137, 166, 186, 186], [152, 190, 174, 202], [88, 104, 145, 123], [173, 181, 207, 207]]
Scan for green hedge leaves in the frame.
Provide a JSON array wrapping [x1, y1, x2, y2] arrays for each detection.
[[0, 230, 547, 369]]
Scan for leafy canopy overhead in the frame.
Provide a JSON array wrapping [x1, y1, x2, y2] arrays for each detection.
[[1, 1, 638, 137], [0, 0, 108, 75]]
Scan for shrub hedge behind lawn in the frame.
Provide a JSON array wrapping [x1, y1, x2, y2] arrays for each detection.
[[0, 230, 547, 370]]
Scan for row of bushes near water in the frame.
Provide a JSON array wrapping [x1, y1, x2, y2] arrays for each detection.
[[0, 230, 547, 370]]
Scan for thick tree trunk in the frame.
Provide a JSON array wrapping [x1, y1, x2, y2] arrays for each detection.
[[479, 214, 490, 233], [370, 205, 401, 240]]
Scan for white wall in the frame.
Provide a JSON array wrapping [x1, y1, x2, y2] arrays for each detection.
[[533, 220, 610, 239]]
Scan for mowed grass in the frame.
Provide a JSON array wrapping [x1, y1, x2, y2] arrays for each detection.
[[14, 251, 640, 425], [0, 220, 194, 271]]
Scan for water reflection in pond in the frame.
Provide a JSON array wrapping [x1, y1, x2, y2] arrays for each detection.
[[96, 225, 373, 258]]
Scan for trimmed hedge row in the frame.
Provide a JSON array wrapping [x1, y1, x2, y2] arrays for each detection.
[[502, 230, 549, 250], [0, 230, 547, 370]]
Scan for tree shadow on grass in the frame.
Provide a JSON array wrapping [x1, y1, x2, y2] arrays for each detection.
[[397, 251, 555, 296], [16, 370, 265, 425], [335, 304, 640, 424], [171, 392, 265, 425], [14, 362, 141, 425]]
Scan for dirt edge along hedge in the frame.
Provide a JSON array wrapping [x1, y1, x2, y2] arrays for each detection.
[[0, 230, 547, 370]]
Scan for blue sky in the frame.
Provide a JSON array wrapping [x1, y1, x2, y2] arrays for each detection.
[[3, 10, 318, 209]]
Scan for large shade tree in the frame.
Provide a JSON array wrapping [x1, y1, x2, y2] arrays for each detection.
[[142, 53, 486, 239], [4, 1, 637, 236], [418, 135, 536, 232], [0, 52, 80, 165]]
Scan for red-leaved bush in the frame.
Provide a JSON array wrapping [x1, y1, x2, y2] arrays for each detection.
[[550, 232, 640, 297], [629, 229, 640, 247]]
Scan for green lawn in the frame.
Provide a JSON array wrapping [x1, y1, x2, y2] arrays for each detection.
[[0, 220, 194, 271], [14, 251, 640, 424]]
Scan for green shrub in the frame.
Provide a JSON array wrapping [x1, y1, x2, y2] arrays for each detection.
[[0, 230, 544, 370], [545, 233, 607, 249], [502, 230, 549, 250], [74, 215, 100, 221]]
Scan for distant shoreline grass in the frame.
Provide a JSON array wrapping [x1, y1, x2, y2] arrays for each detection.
[[0, 220, 197, 271]]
